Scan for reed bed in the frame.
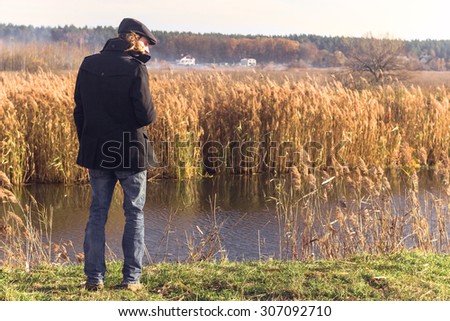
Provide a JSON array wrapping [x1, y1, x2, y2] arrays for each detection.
[[273, 163, 450, 260], [0, 70, 449, 184], [0, 42, 91, 72]]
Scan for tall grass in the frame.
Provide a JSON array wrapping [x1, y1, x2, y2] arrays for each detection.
[[0, 70, 449, 184], [0, 42, 92, 72], [273, 163, 450, 260], [0, 171, 81, 268]]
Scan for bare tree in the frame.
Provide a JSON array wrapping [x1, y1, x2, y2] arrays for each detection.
[[345, 34, 405, 83]]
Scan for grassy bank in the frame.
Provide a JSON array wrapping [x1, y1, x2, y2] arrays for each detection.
[[0, 252, 449, 301]]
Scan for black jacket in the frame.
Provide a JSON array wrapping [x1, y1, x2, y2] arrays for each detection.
[[74, 38, 156, 171]]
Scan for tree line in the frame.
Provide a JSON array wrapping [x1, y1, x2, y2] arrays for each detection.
[[0, 23, 449, 70]]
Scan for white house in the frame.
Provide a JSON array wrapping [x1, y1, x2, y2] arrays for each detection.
[[176, 55, 196, 66], [240, 58, 256, 66]]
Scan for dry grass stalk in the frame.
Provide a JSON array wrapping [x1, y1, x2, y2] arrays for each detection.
[[0, 171, 12, 188], [273, 165, 449, 260], [185, 195, 227, 262], [0, 184, 77, 268]]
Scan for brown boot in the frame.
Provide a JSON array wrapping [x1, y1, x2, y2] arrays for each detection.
[[84, 282, 104, 292], [117, 282, 144, 292]]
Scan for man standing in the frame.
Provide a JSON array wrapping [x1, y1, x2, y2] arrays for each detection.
[[74, 18, 157, 291]]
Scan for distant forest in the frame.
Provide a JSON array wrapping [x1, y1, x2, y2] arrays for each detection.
[[0, 23, 449, 70]]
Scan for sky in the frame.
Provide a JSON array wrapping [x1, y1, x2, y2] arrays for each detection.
[[0, 0, 449, 40]]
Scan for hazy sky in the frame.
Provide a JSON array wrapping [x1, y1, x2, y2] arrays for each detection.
[[0, 0, 449, 40]]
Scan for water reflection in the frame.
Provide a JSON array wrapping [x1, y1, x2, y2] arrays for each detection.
[[12, 176, 279, 262]]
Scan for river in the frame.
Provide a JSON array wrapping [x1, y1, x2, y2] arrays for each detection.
[[6, 171, 450, 262]]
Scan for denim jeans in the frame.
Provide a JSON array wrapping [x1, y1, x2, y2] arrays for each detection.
[[84, 169, 147, 284]]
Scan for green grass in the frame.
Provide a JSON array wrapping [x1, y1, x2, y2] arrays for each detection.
[[0, 252, 449, 301]]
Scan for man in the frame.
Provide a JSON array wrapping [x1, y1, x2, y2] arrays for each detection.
[[74, 18, 157, 291]]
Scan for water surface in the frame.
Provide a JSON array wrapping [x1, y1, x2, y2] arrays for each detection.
[[8, 171, 450, 262]]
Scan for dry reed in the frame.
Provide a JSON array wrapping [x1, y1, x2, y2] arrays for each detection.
[[273, 162, 450, 260], [0, 70, 449, 184], [0, 170, 81, 268]]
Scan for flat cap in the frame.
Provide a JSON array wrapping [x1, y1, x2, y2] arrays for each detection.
[[118, 18, 157, 45]]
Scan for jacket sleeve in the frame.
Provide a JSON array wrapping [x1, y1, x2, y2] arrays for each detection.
[[130, 65, 156, 127], [73, 69, 84, 141]]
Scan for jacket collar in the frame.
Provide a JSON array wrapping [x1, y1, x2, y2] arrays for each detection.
[[100, 37, 151, 64], [101, 38, 129, 53]]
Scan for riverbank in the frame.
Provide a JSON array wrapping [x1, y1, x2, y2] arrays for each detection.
[[1, 252, 449, 300]]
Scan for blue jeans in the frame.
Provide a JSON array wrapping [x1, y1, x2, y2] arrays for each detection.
[[84, 169, 147, 284]]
